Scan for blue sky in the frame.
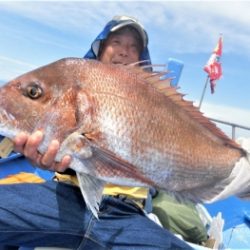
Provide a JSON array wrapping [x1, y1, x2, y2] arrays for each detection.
[[0, 1, 250, 138]]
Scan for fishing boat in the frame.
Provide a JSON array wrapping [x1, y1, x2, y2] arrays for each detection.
[[1, 133, 250, 250]]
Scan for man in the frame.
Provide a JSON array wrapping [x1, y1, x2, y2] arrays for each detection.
[[1, 15, 193, 249]]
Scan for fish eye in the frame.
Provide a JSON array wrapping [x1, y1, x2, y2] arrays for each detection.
[[26, 83, 43, 99]]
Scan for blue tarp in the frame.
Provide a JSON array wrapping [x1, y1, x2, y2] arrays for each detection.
[[0, 154, 53, 180], [205, 196, 250, 230], [205, 197, 250, 249]]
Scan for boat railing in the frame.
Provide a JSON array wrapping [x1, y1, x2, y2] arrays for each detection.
[[208, 117, 250, 140]]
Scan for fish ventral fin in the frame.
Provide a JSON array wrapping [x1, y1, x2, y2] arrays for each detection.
[[76, 172, 105, 219], [127, 62, 242, 151]]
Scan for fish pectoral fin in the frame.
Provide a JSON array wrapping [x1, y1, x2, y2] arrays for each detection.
[[76, 172, 105, 219], [86, 144, 152, 186], [59, 132, 92, 159]]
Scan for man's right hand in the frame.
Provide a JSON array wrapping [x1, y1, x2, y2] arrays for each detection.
[[13, 131, 71, 172]]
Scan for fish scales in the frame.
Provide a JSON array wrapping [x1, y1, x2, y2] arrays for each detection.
[[82, 61, 241, 186], [0, 58, 249, 217]]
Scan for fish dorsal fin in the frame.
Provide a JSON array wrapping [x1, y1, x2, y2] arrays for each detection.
[[130, 65, 242, 150], [127, 63, 172, 88]]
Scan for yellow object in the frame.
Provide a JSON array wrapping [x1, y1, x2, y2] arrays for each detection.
[[54, 172, 79, 186], [103, 183, 148, 199], [0, 172, 45, 184], [0, 171, 148, 201], [55, 172, 148, 199], [0, 137, 14, 158]]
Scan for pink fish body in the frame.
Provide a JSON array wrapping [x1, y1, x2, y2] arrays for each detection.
[[0, 58, 249, 217]]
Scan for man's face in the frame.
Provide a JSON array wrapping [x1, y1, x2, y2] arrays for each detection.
[[99, 30, 141, 65]]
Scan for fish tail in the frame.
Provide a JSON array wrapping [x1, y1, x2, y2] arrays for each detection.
[[177, 139, 250, 204], [209, 138, 250, 202], [236, 163, 250, 200]]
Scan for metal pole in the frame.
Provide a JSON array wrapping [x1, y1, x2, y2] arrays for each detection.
[[199, 76, 209, 109], [232, 125, 236, 140]]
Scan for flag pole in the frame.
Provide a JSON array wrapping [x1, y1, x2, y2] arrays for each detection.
[[199, 75, 209, 109]]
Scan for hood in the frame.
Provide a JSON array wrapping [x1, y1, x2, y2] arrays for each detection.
[[84, 15, 152, 66]]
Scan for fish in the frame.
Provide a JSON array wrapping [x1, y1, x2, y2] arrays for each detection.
[[0, 57, 250, 218]]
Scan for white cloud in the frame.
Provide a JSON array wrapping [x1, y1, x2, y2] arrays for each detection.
[[0, 56, 36, 68], [0, 1, 250, 55], [147, 2, 250, 55], [0, 56, 37, 83]]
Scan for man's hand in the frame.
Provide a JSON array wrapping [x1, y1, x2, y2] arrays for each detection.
[[14, 131, 71, 172]]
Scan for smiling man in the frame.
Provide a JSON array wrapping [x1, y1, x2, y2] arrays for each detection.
[[98, 26, 143, 65]]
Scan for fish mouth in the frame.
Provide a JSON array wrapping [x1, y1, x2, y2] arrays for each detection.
[[0, 108, 18, 138], [112, 61, 128, 66], [0, 108, 15, 123]]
